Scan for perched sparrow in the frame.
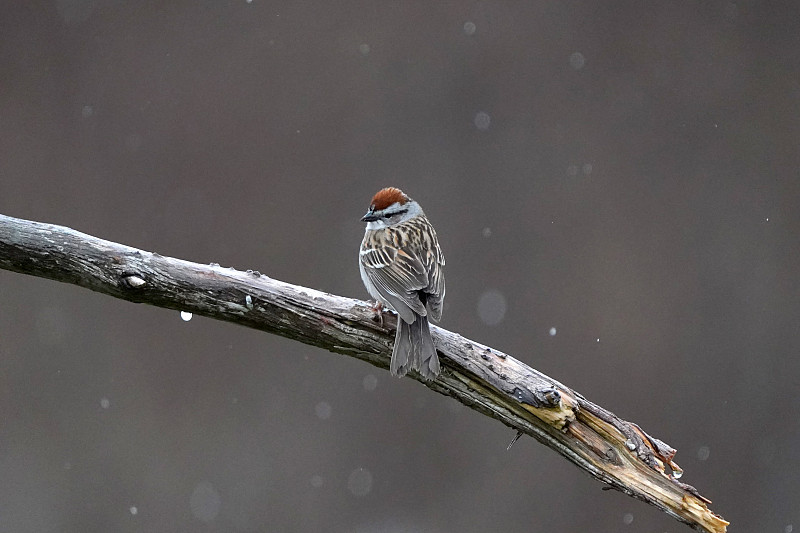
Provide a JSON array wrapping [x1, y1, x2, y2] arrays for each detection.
[[359, 187, 446, 380]]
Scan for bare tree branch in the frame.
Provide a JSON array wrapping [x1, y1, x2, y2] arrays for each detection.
[[0, 213, 728, 532]]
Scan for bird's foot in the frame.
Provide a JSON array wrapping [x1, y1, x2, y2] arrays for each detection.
[[368, 300, 388, 327]]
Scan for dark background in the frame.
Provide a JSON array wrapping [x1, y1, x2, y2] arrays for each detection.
[[1, 1, 798, 531]]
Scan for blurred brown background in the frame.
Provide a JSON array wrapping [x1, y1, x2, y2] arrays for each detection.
[[1, 1, 798, 531]]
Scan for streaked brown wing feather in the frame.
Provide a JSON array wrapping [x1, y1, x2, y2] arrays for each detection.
[[361, 214, 445, 323], [420, 220, 445, 322], [426, 259, 445, 322], [361, 241, 427, 320]]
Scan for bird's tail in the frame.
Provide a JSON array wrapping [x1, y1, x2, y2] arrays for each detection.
[[391, 313, 440, 380]]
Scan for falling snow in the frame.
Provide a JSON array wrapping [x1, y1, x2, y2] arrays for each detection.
[[569, 51, 585, 70], [474, 111, 491, 130], [347, 468, 373, 497], [362, 374, 378, 391], [477, 290, 507, 326], [315, 401, 332, 420], [697, 446, 711, 461], [190, 481, 221, 522]]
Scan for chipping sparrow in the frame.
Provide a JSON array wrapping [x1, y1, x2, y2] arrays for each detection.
[[359, 187, 445, 380]]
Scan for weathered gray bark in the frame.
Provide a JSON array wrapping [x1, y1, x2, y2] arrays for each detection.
[[0, 213, 728, 532]]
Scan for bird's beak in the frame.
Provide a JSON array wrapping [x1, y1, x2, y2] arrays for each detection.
[[361, 210, 379, 222]]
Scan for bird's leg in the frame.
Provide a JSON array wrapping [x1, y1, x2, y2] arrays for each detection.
[[368, 300, 387, 327]]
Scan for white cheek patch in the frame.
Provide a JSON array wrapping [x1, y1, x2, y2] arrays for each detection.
[[365, 220, 390, 230]]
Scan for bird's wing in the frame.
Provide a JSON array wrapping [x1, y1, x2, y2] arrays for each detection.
[[423, 233, 445, 322], [360, 239, 429, 322]]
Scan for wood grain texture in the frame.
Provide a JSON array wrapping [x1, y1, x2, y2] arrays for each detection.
[[0, 213, 728, 532]]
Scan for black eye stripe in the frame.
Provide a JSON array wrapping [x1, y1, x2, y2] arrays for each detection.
[[384, 208, 408, 218]]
